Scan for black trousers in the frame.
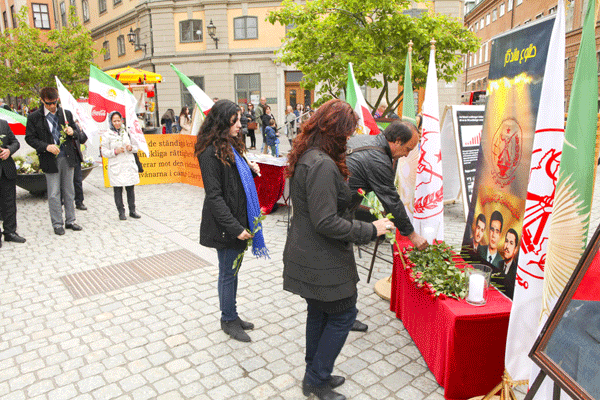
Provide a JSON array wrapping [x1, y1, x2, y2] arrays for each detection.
[[0, 173, 17, 235], [73, 162, 84, 205], [248, 129, 256, 147], [113, 186, 135, 213]]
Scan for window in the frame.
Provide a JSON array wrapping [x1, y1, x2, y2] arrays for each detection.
[[69, 0, 76, 12], [565, 58, 569, 80], [10, 6, 15, 29], [549, 5, 558, 14], [2, 11, 7, 30], [234, 16, 258, 40], [180, 76, 204, 108], [524, 18, 531, 24], [479, 47, 482, 65], [113, 0, 121, 6], [103, 40, 110, 60], [486, 14, 490, 25], [508, 0, 513, 11], [485, 42, 489, 62], [535, 13, 544, 19], [480, 18, 484, 28], [98, 0, 106, 14], [500, 3, 505, 16], [179, 19, 202, 43], [32, 3, 51, 29], [516, 0, 522, 5], [59, 2, 66, 26], [117, 35, 125, 56], [134, 28, 141, 49], [234, 74, 260, 105], [492, 9, 497, 21], [81, 0, 89, 22]]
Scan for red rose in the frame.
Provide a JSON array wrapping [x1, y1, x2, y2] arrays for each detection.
[[438, 293, 447, 300], [357, 188, 366, 195]]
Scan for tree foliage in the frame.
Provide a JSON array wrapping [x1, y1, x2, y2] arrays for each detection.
[[0, 7, 100, 101], [268, 0, 480, 114]]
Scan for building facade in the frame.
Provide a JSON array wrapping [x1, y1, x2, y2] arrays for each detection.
[[464, 0, 600, 110]]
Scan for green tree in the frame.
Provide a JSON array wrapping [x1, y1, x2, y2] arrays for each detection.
[[0, 6, 100, 101], [269, 0, 480, 114]]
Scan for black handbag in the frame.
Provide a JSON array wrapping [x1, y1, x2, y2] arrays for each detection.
[[133, 152, 144, 173]]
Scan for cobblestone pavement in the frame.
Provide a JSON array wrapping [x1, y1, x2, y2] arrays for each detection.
[[1, 147, 599, 400]]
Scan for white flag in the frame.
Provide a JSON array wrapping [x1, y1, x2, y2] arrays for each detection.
[[125, 90, 149, 157], [503, 1, 565, 384], [55, 76, 99, 143], [413, 45, 443, 242]]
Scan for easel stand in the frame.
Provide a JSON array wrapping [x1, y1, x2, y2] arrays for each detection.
[[479, 369, 528, 400], [522, 371, 562, 400]]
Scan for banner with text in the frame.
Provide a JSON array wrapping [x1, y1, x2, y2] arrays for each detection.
[[103, 134, 203, 188], [461, 18, 554, 300]]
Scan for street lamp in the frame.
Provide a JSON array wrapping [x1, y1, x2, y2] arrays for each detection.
[[127, 27, 147, 55], [207, 19, 219, 49]]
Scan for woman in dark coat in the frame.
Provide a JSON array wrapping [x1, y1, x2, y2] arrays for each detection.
[[196, 100, 266, 343], [283, 99, 391, 400], [246, 103, 256, 149]]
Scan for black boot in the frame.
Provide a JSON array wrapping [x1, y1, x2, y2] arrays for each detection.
[[221, 319, 251, 342], [125, 186, 140, 218], [236, 317, 254, 330], [302, 379, 346, 400]]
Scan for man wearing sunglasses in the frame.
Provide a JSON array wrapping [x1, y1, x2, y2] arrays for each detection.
[[25, 87, 85, 235]]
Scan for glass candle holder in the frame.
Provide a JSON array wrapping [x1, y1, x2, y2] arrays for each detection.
[[465, 264, 492, 306]]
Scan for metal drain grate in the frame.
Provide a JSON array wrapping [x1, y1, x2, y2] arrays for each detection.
[[60, 249, 210, 299]]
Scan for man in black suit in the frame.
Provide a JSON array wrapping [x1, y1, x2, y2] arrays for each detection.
[[478, 210, 503, 268], [0, 120, 26, 247], [25, 87, 84, 235], [497, 228, 519, 299]]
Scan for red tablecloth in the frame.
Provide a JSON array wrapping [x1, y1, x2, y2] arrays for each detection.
[[390, 238, 512, 400], [253, 163, 286, 215]]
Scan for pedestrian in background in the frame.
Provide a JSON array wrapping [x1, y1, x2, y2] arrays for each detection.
[[179, 107, 191, 135], [283, 99, 391, 400], [0, 119, 26, 246], [285, 105, 296, 146], [161, 108, 176, 134], [101, 111, 141, 221], [239, 105, 249, 148], [195, 100, 265, 343], [246, 103, 256, 150]]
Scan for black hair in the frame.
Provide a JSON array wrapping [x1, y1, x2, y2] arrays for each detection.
[[490, 210, 504, 232], [194, 99, 242, 164], [476, 213, 486, 225], [383, 120, 417, 144], [506, 228, 519, 245]]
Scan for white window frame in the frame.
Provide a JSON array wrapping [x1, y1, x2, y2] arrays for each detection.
[[32, 3, 51, 29], [117, 35, 125, 56], [486, 14, 490, 25], [103, 40, 110, 60], [508, 0, 513, 11], [234, 16, 258, 40], [492, 9, 497, 21], [500, 3, 505, 16]]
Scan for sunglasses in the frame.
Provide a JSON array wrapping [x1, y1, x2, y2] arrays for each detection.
[[43, 100, 58, 105]]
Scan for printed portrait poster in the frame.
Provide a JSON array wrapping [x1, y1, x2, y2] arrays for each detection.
[[461, 18, 554, 299]]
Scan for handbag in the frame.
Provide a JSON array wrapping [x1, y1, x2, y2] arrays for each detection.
[[247, 121, 257, 130], [133, 152, 144, 173]]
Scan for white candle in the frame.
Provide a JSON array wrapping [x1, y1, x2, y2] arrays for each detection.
[[468, 274, 485, 303]]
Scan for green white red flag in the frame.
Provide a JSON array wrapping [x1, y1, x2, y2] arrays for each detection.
[[0, 107, 26, 135], [396, 47, 419, 223], [504, 0, 565, 382], [55, 76, 99, 143], [413, 45, 443, 242], [530, 0, 598, 397], [89, 65, 149, 156], [346, 63, 379, 135], [170, 64, 213, 114]]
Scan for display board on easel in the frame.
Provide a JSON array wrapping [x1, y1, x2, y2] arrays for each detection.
[[525, 222, 600, 400], [439, 105, 485, 220]]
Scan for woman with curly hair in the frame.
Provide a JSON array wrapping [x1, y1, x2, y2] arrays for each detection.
[[283, 99, 391, 400], [195, 100, 267, 343]]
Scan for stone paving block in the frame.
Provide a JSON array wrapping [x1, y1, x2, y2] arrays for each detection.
[[77, 374, 105, 393], [396, 385, 426, 399]]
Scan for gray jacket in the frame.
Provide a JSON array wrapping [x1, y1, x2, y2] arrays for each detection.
[[283, 148, 376, 302], [346, 133, 415, 237]]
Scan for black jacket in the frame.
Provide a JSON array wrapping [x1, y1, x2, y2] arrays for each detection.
[[0, 120, 19, 180], [24, 107, 83, 173], [283, 149, 376, 302], [346, 133, 415, 237], [198, 144, 249, 250]]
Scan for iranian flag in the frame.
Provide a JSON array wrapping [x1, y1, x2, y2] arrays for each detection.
[[413, 45, 443, 242], [89, 65, 127, 119], [171, 64, 213, 114], [56, 76, 99, 143], [346, 63, 379, 135], [0, 108, 26, 135], [89, 65, 149, 156], [530, 0, 597, 397], [396, 47, 419, 223], [504, 0, 565, 383]]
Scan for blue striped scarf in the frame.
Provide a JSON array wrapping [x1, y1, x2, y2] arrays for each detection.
[[232, 147, 269, 259]]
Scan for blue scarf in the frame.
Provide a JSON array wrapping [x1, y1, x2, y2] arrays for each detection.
[[232, 147, 269, 259]]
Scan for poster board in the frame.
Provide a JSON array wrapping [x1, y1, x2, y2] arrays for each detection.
[[449, 105, 485, 220], [528, 223, 600, 400]]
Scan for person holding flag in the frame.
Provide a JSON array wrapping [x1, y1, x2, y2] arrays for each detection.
[[0, 119, 26, 246], [25, 87, 85, 236]]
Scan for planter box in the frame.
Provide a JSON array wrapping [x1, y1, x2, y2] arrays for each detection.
[[16, 166, 96, 195]]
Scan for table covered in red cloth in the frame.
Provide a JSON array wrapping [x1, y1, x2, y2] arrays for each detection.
[[253, 162, 286, 215], [390, 238, 512, 400]]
